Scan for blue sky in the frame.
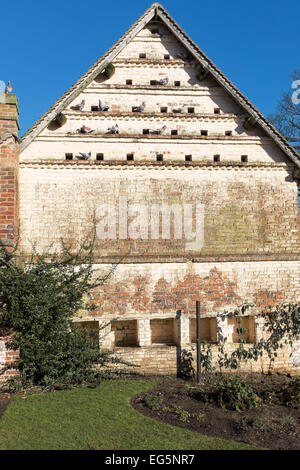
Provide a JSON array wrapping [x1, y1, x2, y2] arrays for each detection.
[[2, 0, 300, 137]]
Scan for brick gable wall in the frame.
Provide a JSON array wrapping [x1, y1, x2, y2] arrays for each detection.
[[0, 94, 19, 382]]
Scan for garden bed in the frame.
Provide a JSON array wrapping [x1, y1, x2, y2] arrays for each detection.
[[131, 373, 300, 450], [0, 393, 10, 419]]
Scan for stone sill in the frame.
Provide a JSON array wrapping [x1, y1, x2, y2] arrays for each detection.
[[113, 342, 255, 350], [20, 159, 289, 170], [113, 58, 197, 66], [114, 344, 177, 350], [65, 111, 242, 121], [61, 133, 262, 142], [89, 84, 222, 92]]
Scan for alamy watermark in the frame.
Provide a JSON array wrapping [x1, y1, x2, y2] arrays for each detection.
[[96, 196, 204, 251], [291, 80, 300, 105]]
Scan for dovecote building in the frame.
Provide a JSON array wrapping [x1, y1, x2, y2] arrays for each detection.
[[1, 3, 300, 375]]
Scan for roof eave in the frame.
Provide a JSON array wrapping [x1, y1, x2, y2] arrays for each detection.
[[20, 2, 300, 169]]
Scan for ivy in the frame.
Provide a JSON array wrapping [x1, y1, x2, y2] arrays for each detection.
[[216, 303, 300, 373]]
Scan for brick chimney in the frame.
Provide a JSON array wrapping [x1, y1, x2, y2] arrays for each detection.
[[0, 93, 19, 246]]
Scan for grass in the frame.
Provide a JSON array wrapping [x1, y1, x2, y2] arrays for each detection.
[[0, 380, 256, 450]]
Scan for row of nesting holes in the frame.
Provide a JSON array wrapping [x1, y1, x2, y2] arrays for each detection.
[[125, 79, 181, 86], [141, 129, 232, 136], [65, 153, 248, 162], [139, 53, 171, 60], [90, 106, 221, 115]]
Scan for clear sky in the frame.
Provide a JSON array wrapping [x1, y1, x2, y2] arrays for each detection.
[[2, 0, 299, 137]]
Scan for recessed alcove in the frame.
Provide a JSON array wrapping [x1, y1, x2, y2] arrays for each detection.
[[190, 318, 217, 343], [150, 319, 178, 345], [228, 316, 255, 343], [111, 320, 138, 347]]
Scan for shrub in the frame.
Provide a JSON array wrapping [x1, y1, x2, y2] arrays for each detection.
[[213, 376, 262, 411], [0, 240, 119, 389], [280, 377, 300, 408], [142, 395, 164, 411], [162, 404, 191, 422]]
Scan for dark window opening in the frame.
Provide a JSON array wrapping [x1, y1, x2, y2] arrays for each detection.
[[96, 153, 104, 161], [185, 155, 192, 162], [151, 28, 159, 34], [157, 154, 163, 162], [241, 155, 248, 163], [65, 153, 73, 160], [214, 155, 220, 162], [171, 130, 178, 136], [139, 53, 146, 59], [127, 154, 134, 161], [150, 80, 157, 86], [174, 81, 181, 87], [143, 129, 149, 135], [164, 54, 170, 60], [201, 130, 208, 136], [91, 106, 98, 112], [225, 130, 232, 136], [160, 107, 168, 113], [214, 107, 221, 114], [188, 107, 195, 114], [126, 79, 133, 85]]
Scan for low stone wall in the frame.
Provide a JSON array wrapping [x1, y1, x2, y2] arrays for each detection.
[[0, 337, 19, 382], [113, 342, 300, 376], [114, 345, 178, 375]]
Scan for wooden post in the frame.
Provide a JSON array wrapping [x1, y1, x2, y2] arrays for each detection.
[[176, 309, 182, 377], [196, 300, 201, 383]]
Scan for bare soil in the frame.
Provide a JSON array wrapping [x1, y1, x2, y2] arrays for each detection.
[[0, 393, 10, 419], [131, 373, 300, 450]]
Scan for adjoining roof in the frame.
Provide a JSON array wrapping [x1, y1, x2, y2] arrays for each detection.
[[20, 2, 300, 168], [0, 133, 19, 145]]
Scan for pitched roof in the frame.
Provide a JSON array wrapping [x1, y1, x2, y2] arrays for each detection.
[[20, 2, 300, 168]]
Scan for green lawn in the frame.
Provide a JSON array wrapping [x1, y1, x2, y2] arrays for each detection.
[[0, 380, 255, 450]]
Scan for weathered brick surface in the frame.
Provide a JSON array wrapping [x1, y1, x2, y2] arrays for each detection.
[[18, 165, 299, 257], [0, 94, 19, 378], [0, 336, 19, 382], [0, 94, 19, 246], [19, 20, 300, 375]]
